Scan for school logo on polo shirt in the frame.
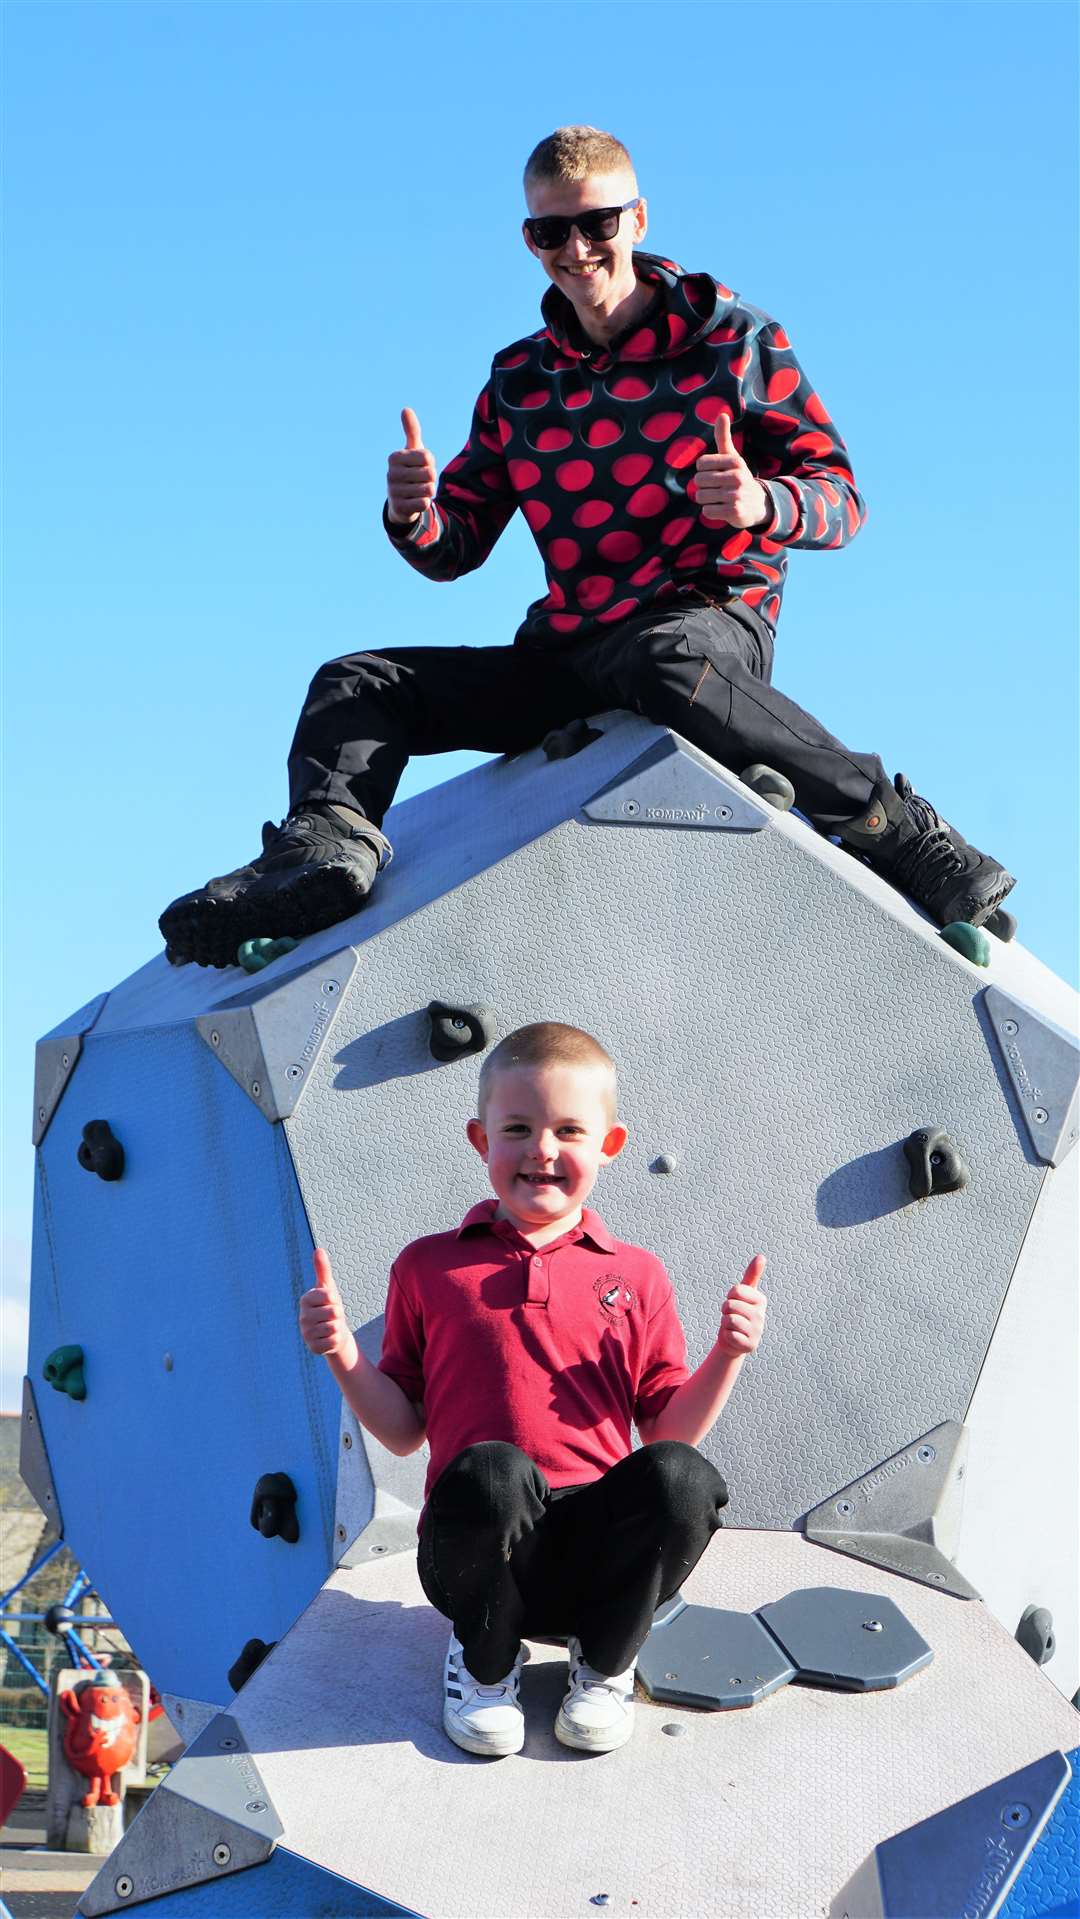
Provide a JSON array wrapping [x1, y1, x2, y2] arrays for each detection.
[[594, 1274, 636, 1322]]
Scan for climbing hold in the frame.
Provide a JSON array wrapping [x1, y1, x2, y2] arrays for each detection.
[[940, 921, 991, 967], [237, 936, 300, 974], [227, 1637, 276, 1694], [43, 1346, 87, 1401], [249, 1472, 299, 1544], [903, 1130, 970, 1200], [427, 1001, 496, 1062], [542, 718, 603, 761], [77, 1121, 125, 1182], [1015, 1604, 1055, 1666], [740, 764, 795, 811], [987, 907, 1018, 943]]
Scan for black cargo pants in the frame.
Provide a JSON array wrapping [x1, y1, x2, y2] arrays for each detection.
[[287, 595, 888, 836], [417, 1440, 729, 1685]]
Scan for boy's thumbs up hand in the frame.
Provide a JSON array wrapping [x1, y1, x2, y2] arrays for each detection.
[[717, 1255, 768, 1357], [387, 406, 438, 525], [299, 1247, 353, 1359], [694, 412, 771, 530]]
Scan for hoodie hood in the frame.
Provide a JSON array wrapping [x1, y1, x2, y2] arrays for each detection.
[[541, 251, 726, 368]]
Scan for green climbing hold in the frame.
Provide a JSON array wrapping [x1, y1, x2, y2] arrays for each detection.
[[941, 921, 991, 967], [43, 1345, 87, 1401], [237, 936, 300, 974]]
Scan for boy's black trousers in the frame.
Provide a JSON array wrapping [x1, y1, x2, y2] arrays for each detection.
[[287, 595, 889, 836], [416, 1439, 729, 1685]]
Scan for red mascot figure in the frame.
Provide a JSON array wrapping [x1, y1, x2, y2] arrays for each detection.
[[59, 1674, 141, 1808]]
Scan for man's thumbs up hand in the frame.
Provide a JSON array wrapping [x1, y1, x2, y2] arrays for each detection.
[[387, 407, 438, 526], [694, 411, 771, 530]]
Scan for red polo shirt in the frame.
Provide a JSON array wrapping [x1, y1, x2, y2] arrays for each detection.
[[378, 1201, 690, 1503]]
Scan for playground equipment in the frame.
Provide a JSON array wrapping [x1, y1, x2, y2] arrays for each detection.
[[20, 715, 1079, 1915]]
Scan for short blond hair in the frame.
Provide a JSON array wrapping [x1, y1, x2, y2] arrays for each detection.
[[478, 1022, 618, 1122], [523, 126, 636, 194]]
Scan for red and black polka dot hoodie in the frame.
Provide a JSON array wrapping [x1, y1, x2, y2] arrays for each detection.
[[385, 252, 865, 649]]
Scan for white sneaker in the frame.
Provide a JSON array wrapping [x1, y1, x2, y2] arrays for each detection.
[[442, 1632, 525, 1757], [555, 1636, 636, 1752]]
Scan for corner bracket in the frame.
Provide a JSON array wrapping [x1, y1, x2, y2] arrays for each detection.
[[982, 987, 1079, 1166], [583, 734, 771, 832], [78, 1713, 282, 1915], [195, 948, 359, 1124], [19, 1376, 63, 1534], [804, 1420, 979, 1599], [33, 994, 109, 1146]]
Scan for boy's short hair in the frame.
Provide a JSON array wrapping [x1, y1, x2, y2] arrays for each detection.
[[523, 126, 636, 193], [478, 1022, 618, 1123]]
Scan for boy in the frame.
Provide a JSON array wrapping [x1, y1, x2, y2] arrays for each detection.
[[299, 1022, 766, 1758]]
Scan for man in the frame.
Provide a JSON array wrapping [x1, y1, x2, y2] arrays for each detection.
[[160, 125, 1014, 968]]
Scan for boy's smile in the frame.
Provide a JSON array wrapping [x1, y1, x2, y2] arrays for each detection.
[[466, 1062, 628, 1247]]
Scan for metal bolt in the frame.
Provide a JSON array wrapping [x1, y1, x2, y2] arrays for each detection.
[[115, 1875, 134, 1899], [245, 1799, 266, 1814], [956, 1465, 965, 1479], [163, 1353, 173, 1372], [651, 1152, 678, 1175], [862, 1620, 883, 1633], [370, 1543, 387, 1555], [661, 1722, 686, 1737], [1033, 1108, 1049, 1125], [591, 1898, 611, 1908], [835, 1498, 855, 1517], [213, 1843, 232, 1867], [342, 1432, 353, 1450], [210, 1030, 220, 1047], [251, 1081, 261, 1098], [38, 1106, 46, 1123], [452, 1017, 468, 1030], [322, 979, 339, 996], [61, 1053, 70, 1069], [1001, 1802, 1031, 1829], [917, 1445, 936, 1463], [836, 1537, 854, 1550], [1002, 1019, 1018, 1037], [218, 1736, 238, 1750], [729, 1676, 742, 1685], [664, 1671, 679, 1681], [286, 1065, 302, 1081], [717, 806, 732, 821], [336, 1524, 347, 1541], [623, 799, 640, 816], [931, 1573, 947, 1584]]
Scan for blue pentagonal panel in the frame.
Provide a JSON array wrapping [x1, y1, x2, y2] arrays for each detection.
[[29, 1019, 341, 1703], [78, 1849, 419, 1918], [999, 1747, 1080, 1918]]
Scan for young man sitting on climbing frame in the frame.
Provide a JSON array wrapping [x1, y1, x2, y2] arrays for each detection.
[[298, 1020, 767, 1757], [160, 124, 1015, 969]]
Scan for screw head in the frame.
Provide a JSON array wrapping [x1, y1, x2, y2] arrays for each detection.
[[336, 1523, 347, 1541], [836, 1498, 855, 1517], [322, 979, 339, 995], [38, 1106, 46, 1123], [591, 1897, 611, 1908], [218, 1736, 238, 1750], [862, 1620, 883, 1632], [664, 1671, 679, 1681], [61, 1053, 70, 1069], [210, 1030, 220, 1046], [342, 1432, 353, 1450], [717, 806, 732, 821], [917, 1444, 936, 1463], [286, 1064, 302, 1081], [1002, 1019, 1019, 1037], [1001, 1801, 1031, 1828], [245, 1799, 266, 1814], [1033, 1107, 1049, 1124], [163, 1353, 173, 1372], [115, 1875, 134, 1898], [251, 1081, 261, 1098], [623, 799, 640, 816], [651, 1152, 678, 1175], [213, 1843, 232, 1867]]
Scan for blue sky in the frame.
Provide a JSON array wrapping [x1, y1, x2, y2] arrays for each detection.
[[3, 1, 1077, 1409]]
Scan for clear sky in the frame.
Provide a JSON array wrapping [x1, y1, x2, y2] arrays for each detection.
[[2, 1, 1077, 1410]]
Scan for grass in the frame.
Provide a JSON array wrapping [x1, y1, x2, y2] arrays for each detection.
[[1, 1723, 48, 1790]]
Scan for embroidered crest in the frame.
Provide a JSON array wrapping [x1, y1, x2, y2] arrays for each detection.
[[594, 1273, 635, 1322]]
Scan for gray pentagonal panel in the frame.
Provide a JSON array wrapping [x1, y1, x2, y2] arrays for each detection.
[[758, 1587, 932, 1690], [638, 1600, 795, 1708]]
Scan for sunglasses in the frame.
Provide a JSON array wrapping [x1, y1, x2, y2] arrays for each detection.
[[523, 198, 640, 251]]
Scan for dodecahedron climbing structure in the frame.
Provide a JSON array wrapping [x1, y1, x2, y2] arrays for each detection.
[[23, 713, 1079, 1916]]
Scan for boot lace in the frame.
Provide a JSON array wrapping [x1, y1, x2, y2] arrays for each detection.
[[891, 774, 965, 897]]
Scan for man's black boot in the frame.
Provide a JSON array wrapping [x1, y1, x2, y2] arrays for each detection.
[[159, 805, 392, 969], [838, 774, 1015, 929]]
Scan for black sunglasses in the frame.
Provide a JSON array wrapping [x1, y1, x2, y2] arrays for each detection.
[[523, 198, 640, 251]]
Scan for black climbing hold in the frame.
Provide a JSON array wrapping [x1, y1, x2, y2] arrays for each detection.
[[987, 907, 1018, 943], [740, 764, 795, 811], [542, 718, 603, 761], [903, 1129, 970, 1199], [44, 1603, 76, 1635], [227, 1637, 276, 1694], [427, 1000, 496, 1063], [43, 1346, 87, 1402], [249, 1472, 299, 1544], [1015, 1604, 1055, 1666], [77, 1121, 125, 1182]]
